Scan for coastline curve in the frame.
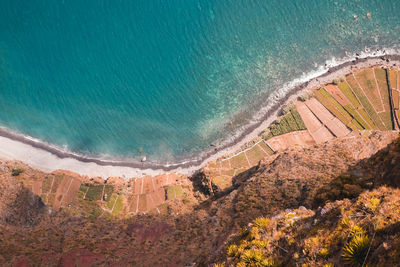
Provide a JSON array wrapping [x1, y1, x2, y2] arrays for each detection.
[[1, 52, 400, 178]]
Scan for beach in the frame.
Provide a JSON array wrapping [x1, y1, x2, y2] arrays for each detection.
[[1, 52, 399, 179]]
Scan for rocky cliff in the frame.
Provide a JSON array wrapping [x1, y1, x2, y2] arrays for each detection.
[[0, 131, 399, 266]]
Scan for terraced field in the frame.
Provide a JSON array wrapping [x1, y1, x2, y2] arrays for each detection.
[[203, 66, 399, 192], [22, 170, 188, 216], [20, 67, 400, 215], [388, 69, 400, 129]]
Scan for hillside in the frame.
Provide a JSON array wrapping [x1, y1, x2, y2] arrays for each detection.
[[215, 136, 400, 266], [0, 131, 398, 266]]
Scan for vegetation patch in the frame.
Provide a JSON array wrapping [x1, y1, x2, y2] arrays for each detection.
[[258, 141, 274, 155], [105, 194, 117, 210], [167, 185, 183, 200], [245, 145, 265, 165], [355, 69, 384, 112], [41, 177, 53, 194], [346, 75, 385, 130], [315, 88, 364, 130], [374, 68, 393, 130], [11, 168, 24, 176], [103, 185, 114, 201], [230, 153, 249, 169], [212, 176, 232, 190], [262, 108, 306, 141], [77, 184, 89, 199], [112, 195, 123, 215], [85, 185, 104, 201], [388, 70, 398, 89]]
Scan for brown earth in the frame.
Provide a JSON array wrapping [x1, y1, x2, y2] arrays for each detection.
[[0, 131, 398, 266]]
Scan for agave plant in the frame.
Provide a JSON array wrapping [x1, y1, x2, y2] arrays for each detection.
[[349, 225, 366, 237], [239, 249, 279, 267], [253, 217, 270, 230], [342, 234, 370, 266]]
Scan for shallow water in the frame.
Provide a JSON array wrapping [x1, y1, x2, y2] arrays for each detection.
[[0, 0, 399, 163]]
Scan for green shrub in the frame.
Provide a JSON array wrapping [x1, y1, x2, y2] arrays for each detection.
[[342, 234, 370, 266], [253, 217, 270, 230], [318, 248, 330, 258], [227, 244, 240, 257], [240, 250, 278, 267], [12, 168, 24, 176]]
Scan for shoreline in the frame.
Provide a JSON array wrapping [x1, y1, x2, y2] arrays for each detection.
[[1, 52, 400, 178]]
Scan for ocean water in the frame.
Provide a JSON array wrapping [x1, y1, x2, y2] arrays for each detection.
[[0, 0, 399, 163]]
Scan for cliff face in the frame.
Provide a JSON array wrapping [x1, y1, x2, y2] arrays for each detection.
[[0, 165, 45, 227], [0, 131, 398, 266], [215, 136, 400, 266]]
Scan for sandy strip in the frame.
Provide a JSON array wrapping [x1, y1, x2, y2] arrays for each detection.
[[0, 52, 400, 179]]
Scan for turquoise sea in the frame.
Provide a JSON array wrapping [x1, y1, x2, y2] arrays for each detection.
[[0, 0, 399, 163]]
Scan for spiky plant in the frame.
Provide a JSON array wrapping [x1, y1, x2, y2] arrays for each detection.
[[318, 247, 330, 259], [226, 244, 239, 257], [249, 226, 261, 240], [342, 234, 370, 266], [239, 249, 279, 267], [251, 239, 268, 248], [349, 225, 366, 237], [323, 263, 335, 267], [241, 249, 265, 265], [253, 217, 270, 230]]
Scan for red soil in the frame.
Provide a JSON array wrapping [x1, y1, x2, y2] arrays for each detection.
[[324, 84, 350, 106], [306, 98, 351, 137], [266, 130, 315, 152], [296, 101, 334, 144]]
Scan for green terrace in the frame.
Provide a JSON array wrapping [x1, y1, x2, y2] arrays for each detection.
[[204, 66, 399, 193]]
